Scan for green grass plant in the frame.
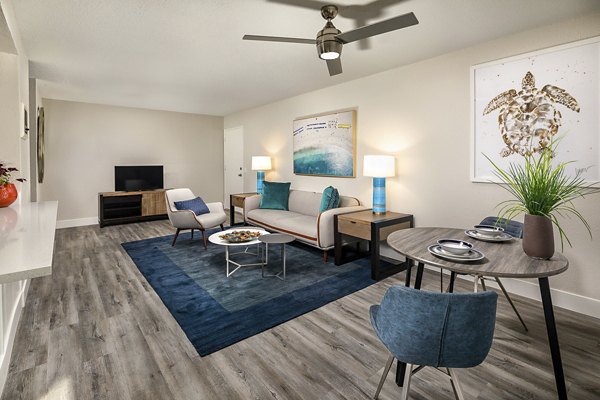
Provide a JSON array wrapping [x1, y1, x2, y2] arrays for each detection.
[[485, 139, 599, 249]]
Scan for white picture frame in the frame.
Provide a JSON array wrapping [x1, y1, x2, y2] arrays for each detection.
[[470, 36, 600, 183]]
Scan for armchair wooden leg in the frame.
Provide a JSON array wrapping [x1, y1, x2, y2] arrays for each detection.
[[172, 229, 181, 246], [323, 250, 329, 263], [220, 224, 224, 231], [201, 229, 207, 250], [191, 229, 194, 240]]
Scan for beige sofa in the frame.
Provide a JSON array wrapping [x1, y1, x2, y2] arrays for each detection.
[[244, 189, 366, 260]]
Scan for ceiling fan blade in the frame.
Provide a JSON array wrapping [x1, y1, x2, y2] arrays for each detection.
[[243, 35, 316, 44], [326, 58, 343, 76], [336, 12, 418, 44]]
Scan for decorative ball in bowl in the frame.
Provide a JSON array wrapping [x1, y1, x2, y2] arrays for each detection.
[[219, 230, 262, 243], [437, 239, 473, 255], [474, 224, 504, 237]]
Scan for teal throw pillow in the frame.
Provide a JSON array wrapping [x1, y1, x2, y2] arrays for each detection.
[[319, 186, 340, 212], [259, 181, 291, 210]]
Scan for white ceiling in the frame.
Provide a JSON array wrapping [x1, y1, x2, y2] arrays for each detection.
[[12, 0, 600, 116]]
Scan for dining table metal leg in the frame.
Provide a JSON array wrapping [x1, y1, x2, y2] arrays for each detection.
[[404, 259, 412, 287], [447, 271, 456, 293], [396, 262, 424, 386], [539, 277, 568, 400]]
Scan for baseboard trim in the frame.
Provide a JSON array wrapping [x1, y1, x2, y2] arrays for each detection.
[[57, 217, 98, 229], [0, 279, 30, 395], [424, 265, 600, 319]]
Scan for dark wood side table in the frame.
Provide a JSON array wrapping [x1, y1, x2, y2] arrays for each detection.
[[334, 210, 414, 280], [229, 193, 257, 226]]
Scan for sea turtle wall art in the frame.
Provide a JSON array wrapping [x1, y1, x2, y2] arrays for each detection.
[[483, 71, 580, 157], [471, 37, 599, 183]]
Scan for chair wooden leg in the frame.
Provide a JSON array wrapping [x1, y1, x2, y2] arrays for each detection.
[[171, 229, 181, 246], [495, 277, 528, 331], [201, 229, 207, 249], [191, 229, 194, 239], [399, 363, 413, 400], [323, 250, 328, 263], [220, 224, 224, 231], [448, 368, 465, 400], [374, 354, 394, 399]]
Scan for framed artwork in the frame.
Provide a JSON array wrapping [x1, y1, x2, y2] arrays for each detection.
[[471, 36, 600, 182], [293, 110, 356, 177]]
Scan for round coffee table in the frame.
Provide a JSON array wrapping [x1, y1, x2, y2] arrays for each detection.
[[259, 233, 295, 281], [208, 228, 269, 277]]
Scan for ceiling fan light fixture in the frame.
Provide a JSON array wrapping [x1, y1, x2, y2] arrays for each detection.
[[320, 51, 339, 60]]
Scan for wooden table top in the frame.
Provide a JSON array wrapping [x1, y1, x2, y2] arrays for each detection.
[[387, 227, 568, 278], [337, 210, 412, 224]]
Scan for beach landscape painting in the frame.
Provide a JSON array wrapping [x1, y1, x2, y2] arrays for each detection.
[[293, 110, 356, 177]]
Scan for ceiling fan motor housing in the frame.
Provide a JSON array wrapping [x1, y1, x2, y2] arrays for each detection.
[[316, 21, 343, 60]]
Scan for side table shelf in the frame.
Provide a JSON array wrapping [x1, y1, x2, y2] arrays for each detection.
[[229, 192, 257, 226], [334, 210, 414, 280]]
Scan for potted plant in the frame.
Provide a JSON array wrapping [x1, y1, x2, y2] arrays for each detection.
[[486, 140, 600, 259], [0, 161, 26, 208]]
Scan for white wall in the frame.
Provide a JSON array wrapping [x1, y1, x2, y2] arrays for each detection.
[[0, 0, 30, 395], [39, 99, 224, 223], [225, 13, 600, 315]]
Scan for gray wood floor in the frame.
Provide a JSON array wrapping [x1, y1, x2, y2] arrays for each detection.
[[3, 219, 600, 399]]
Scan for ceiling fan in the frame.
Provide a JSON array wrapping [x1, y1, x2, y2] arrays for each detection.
[[243, 4, 418, 76]]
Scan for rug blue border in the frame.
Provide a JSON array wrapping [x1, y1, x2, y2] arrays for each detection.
[[122, 233, 375, 356]]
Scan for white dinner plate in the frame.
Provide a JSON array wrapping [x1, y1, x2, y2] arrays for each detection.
[[428, 245, 485, 262], [465, 229, 513, 242]]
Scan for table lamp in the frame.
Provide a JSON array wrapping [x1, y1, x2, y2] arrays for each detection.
[[251, 156, 272, 194], [363, 155, 395, 215]]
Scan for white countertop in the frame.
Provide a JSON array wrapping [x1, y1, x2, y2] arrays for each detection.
[[0, 201, 58, 284]]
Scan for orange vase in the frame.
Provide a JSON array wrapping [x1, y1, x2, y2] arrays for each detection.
[[0, 183, 18, 208]]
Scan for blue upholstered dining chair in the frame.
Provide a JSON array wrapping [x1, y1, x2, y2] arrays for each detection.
[[475, 216, 528, 331], [370, 286, 497, 400]]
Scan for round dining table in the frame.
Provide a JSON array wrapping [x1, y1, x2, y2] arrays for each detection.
[[387, 227, 569, 400]]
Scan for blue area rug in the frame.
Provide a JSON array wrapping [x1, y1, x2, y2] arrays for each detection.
[[122, 229, 375, 356]]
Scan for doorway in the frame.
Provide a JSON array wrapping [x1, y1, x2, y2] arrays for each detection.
[[223, 126, 244, 209]]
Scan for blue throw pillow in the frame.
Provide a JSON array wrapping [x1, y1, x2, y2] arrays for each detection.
[[174, 197, 210, 216], [319, 186, 340, 212], [259, 182, 291, 210]]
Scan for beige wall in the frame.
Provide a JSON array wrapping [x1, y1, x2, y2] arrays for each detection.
[[225, 14, 600, 306], [40, 99, 224, 221]]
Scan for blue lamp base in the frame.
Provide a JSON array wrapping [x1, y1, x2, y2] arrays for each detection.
[[256, 171, 265, 194], [372, 177, 386, 215]]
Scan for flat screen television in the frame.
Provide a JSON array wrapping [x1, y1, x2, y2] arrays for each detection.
[[115, 165, 164, 191]]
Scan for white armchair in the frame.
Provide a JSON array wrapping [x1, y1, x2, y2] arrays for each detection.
[[165, 188, 227, 249]]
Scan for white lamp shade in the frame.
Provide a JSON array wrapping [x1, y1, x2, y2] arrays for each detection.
[[363, 155, 395, 177], [252, 156, 272, 171]]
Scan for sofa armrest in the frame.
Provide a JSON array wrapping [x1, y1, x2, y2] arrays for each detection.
[[317, 205, 368, 248], [244, 195, 262, 222]]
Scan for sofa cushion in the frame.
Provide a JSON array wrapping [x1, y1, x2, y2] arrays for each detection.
[[174, 196, 209, 216], [247, 209, 317, 243], [259, 181, 291, 210], [288, 190, 322, 217], [319, 186, 340, 212]]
